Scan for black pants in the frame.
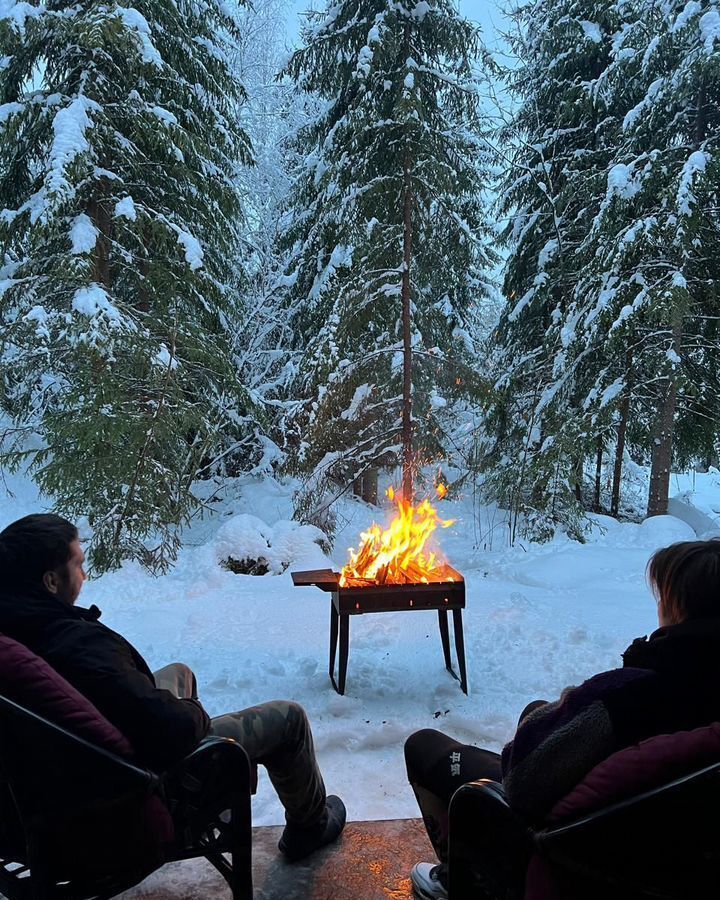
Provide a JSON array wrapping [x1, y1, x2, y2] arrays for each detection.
[[405, 702, 546, 866]]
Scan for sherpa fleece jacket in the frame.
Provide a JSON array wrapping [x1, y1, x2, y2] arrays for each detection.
[[501, 617, 720, 821], [0, 585, 210, 770]]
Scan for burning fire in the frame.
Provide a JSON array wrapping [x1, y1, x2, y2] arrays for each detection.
[[339, 485, 458, 587]]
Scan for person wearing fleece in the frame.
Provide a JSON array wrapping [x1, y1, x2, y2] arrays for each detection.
[[406, 539, 720, 900]]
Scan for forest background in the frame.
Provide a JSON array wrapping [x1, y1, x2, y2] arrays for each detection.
[[1, 0, 718, 574]]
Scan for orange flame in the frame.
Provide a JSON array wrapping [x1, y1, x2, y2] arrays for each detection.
[[340, 489, 458, 587], [436, 482, 448, 499]]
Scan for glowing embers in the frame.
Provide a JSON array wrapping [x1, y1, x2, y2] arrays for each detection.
[[339, 486, 459, 588]]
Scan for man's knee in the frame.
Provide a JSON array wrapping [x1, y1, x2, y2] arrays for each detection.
[[282, 700, 311, 735], [154, 662, 197, 699], [405, 728, 445, 774]]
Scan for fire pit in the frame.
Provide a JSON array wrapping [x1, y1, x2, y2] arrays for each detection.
[[292, 488, 468, 695]]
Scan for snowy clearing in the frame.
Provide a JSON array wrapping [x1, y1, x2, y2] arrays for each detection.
[[3, 468, 719, 828]]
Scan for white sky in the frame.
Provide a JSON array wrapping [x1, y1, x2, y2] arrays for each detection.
[[283, 0, 508, 49]]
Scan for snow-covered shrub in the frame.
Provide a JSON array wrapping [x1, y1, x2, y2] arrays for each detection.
[[214, 514, 329, 575]]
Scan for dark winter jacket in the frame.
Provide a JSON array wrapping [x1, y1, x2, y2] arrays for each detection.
[[501, 618, 720, 821], [0, 585, 210, 771]]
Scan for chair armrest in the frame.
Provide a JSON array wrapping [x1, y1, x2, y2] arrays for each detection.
[[162, 736, 253, 847], [167, 736, 253, 793], [448, 781, 531, 900]]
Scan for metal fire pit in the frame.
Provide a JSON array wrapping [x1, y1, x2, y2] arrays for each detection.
[[292, 569, 467, 696]]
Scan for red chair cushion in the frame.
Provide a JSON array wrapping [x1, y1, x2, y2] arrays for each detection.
[[0, 632, 134, 757], [548, 722, 720, 824]]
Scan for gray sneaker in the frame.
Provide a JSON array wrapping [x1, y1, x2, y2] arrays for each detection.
[[411, 862, 448, 899]]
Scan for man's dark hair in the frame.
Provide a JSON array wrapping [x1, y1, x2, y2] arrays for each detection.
[[0, 514, 78, 589], [647, 539, 720, 625]]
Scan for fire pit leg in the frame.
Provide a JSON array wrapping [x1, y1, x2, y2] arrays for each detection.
[[329, 596, 350, 695], [438, 610, 452, 670], [329, 602, 339, 681], [452, 608, 468, 695], [337, 614, 349, 694]]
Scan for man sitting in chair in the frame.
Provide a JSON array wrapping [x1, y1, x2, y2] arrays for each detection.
[[406, 539, 720, 899], [0, 513, 346, 862]]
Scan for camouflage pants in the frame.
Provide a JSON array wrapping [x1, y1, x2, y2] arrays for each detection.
[[154, 663, 327, 827]]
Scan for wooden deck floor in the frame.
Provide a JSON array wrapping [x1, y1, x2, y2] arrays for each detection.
[[115, 818, 433, 900]]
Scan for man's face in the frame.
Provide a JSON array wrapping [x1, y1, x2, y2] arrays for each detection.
[[44, 539, 86, 606]]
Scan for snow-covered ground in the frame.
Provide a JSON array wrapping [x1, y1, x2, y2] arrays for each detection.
[[2, 467, 720, 829]]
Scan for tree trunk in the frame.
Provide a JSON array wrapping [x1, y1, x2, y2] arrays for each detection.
[[401, 22, 413, 502], [89, 196, 112, 289], [593, 438, 603, 512], [362, 467, 379, 505], [611, 351, 633, 518], [353, 475, 363, 498], [647, 323, 682, 517], [572, 456, 583, 503]]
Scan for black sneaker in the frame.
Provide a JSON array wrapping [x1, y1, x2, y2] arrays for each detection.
[[278, 795, 347, 862]]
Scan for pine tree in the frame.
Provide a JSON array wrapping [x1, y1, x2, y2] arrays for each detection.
[[579, 0, 720, 517], [228, 0, 318, 475], [484, 0, 623, 539], [281, 0, 496, 503], [0, 0, 253, 571]]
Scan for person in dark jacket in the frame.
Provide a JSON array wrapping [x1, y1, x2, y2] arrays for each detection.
[[406, 538, 720, 900], [0, 513, 345, 862]]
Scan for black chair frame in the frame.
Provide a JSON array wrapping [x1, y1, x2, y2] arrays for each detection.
[[448, 763, 720, 900], [0, 692, 253, 900]]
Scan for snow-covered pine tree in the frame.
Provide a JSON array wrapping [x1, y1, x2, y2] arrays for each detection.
[[280, 0, 496, 503], [0, 0, 253, 572], [579, 0, 720, 517], [227, 0, 318, 475], [484, 0, 622, 540]]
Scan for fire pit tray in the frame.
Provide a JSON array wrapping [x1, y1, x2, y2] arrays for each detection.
[[292, 569, 468, 695]]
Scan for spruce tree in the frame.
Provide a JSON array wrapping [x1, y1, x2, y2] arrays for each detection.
[[228, 0, 316, 473], [0, 0, 253, 571], [281, 0, 496, 502], [580, 0, 720, 516], [484, 0, 622, 539]]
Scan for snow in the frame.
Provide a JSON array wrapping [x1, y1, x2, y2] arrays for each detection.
[[117, 7, 163, 67], [599, 377, 623, 407], [340, 383, 371, 421], [672, 1, 701, 33], [72, 283, 122, 322], [2, 467, 711, 842], [212, 514, 328, 575], [70, 213, 98, 254], [699, 8, 720, 52], [579, 21, 602, 44], [172, 226, 204, 270], [155, 343, 178, 370], [677, 150, 709, 215], [672, 272, 688, 289], [114, 196, 137, 221], [23, 304, 50, 340], [411, 1, 432, 20], [151, 105, 177, 126], [48, 96, 99, 201], [0, 101, 22, 124], [429, 388, 447, 409], [0, 0, 43, 32], [356, 45, 373, 77], [538, 238, 558, 269], [607, 162, 641, 200], [404, 72, 415, 90], [623, 78, 662, 132]]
